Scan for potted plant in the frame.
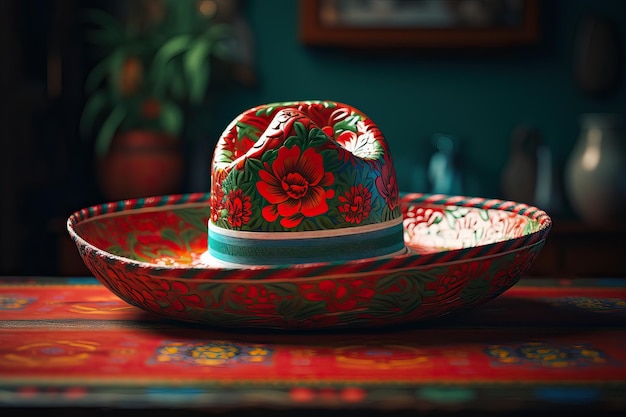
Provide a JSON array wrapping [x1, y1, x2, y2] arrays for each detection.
[[80, 0, 241, 200]]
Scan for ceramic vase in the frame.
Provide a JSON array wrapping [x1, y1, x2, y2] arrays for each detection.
[[565, 113, 626, 225]]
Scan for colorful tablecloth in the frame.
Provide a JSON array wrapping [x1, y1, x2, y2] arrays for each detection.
[[1, 276, 625, 413]]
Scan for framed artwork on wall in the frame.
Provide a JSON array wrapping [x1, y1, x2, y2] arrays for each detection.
[[299, 0, 539, 48]]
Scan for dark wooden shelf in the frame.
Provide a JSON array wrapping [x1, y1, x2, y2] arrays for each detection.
[[527, 219, 626, 278]]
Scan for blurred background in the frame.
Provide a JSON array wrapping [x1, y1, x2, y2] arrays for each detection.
[[1, 0, 625, 277]]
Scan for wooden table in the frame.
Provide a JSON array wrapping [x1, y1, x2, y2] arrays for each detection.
[[1, 276, 625, 415]]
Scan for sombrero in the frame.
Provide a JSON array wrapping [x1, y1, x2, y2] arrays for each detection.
[[68, 100, 552, 329]]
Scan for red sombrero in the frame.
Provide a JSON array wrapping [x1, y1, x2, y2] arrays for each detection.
[[67, 100, 552, 329]]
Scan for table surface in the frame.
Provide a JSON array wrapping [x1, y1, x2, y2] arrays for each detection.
[[1, 276, 625, 415]]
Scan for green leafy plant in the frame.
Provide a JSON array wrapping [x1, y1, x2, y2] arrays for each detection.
[[80, 0, 238, 156]]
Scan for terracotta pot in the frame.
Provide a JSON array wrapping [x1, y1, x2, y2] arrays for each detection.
[[97, 130, 184, 201]]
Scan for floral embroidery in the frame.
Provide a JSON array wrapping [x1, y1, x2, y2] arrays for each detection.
[[209, 101, 402, 232], [225, 189, 252, 228], [228, 284, 282, 315], [301, 279, 375, 312], [490, 250, 537, 296], [338, 184, 372, 224], [297, 102, 351, 136], [336, 123, 383, 160], [210, 169, 227, 223], [128, 211, 176, 232], [159, 280, 203, 313], [3, 340, 99, 367], [456, 260, 493, 304], [375, 152, 399, 211], [114, 269, 166, 312], [486, 210, 528, 240], [436, 273, 467, 303], [155, 341, 272, 366], [486, 342, 609, 367], [403, 206, 446, 249], [0, 296, 35, 310], [550, 297, 626, 313], [257, 145, 335, 228], [218, 128, 257, 162]]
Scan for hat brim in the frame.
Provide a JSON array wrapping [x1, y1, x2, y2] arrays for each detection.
[[68, 192, 551, 329]]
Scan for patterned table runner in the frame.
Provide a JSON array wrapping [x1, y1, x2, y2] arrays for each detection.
[[1, 277, 625, 412]]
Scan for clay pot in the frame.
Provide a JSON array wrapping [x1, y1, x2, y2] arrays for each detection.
[[97, 130, 184, 201]]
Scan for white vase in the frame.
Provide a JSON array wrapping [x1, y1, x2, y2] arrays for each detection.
[[565, 113, 626, 224]]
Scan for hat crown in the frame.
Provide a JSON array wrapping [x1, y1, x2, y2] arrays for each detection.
[[209, 101, 403, 265]]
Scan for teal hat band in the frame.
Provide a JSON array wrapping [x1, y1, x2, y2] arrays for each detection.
[[208, 218, 405, 266]]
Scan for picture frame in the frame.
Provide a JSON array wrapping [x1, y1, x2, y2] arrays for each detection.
[[299, 0, 539, 48]]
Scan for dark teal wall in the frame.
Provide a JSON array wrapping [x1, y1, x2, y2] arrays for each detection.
[[210, 0, 625, 215]]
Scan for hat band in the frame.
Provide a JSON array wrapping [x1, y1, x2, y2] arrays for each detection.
[[208, 219, 405, 265]]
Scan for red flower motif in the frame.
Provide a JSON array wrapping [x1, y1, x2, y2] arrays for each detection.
[[134, 233, 187, 263], [107, 268, 166, 312], [296, 102, 351, 138], [451, 260, 492, 281], [436, 272, 468, 303], [80, 217, 131, 253], [375, 153, 399, 211], [488, 211, 528, 240], [225, 189, 252, 228], [405, 206, 445, 227], [98, 265, 210, 316], [158, 280, 204, 313], [257, 145, 334, 228], [492, 249, 538, 294], [218, 128, 257, 161], [338, 184, 372, 224], [301, 279, 375, 312], [228, 284, 280, 315], [128, 211, 176, 232], [210, 169, 227, 222]]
